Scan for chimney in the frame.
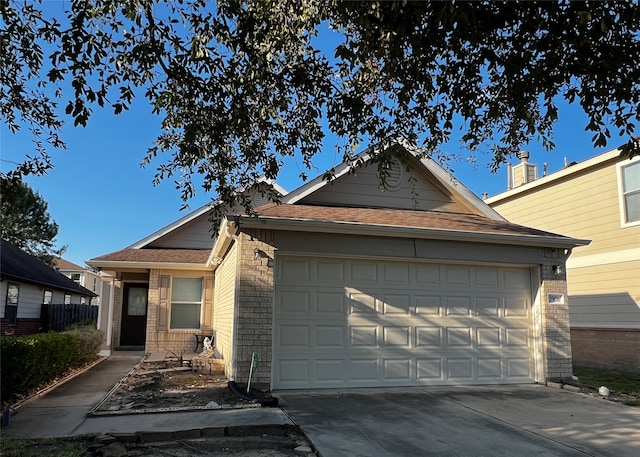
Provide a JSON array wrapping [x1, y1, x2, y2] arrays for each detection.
[[510, 151, 538, 188]]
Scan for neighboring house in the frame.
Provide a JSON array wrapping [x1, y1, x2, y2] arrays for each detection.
[[1, 239, 97, 336], [89, 140, 588, 390], [486, 149, 640, 373], [55, 258, 103, 305]]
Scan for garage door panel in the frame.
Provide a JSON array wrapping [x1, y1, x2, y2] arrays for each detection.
[[447, 358, 474, 380], [417, 359, 444, 380], [349, 359, 379, 381], [348, 292, 376, 314], [383, 326, 411, 347], [477, 358, 502, 378], [384, 359, 411, 381], [416, 326, 442, 347], [415, 295, 441, 315], [315, 326, 346, 348], [277, 290, 310, 314], [381, 294, 411, 314], [350, 326, 378, 347], [274, 257, 534, 389]]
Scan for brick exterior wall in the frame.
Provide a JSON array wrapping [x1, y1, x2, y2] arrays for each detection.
[[571, 328, 640, 373], [233, 229, 275, 388], [0, 318, 42, 336], [145, 269, 214, 355], [540, 248, 573, 381]]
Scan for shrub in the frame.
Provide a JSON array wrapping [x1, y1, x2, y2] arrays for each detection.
[[1, 327, 104, 405]]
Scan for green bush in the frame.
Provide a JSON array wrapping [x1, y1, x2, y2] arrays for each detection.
[[1, 327, 104, 405]]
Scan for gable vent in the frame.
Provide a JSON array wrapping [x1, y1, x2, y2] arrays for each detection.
[[385, 159, 404, 190]]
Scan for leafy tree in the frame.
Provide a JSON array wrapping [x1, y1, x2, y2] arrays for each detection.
[[0, 176, 66, 266], [2, 0, 639, 211]]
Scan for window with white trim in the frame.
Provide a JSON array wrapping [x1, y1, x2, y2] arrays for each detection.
[[619, 159, 640, 225], [5, 283, 19, 324], [170, 277, 203, 329], [43, 290, 53, 305], [64, 293, 71, 305]]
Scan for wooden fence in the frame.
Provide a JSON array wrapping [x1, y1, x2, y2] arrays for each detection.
[[41, 303, 99, 332]]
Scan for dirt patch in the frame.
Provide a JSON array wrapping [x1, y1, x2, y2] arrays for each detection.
[[94, 356, 256, 413]]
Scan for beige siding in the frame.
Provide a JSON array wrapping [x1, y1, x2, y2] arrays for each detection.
[[147, 212, 217, 249], [299, 162, 468, 213], [213, 243, 238, 378], [490, 158, 640, 329], [491, 163, 638, 257], [567, 262, 640, 327]]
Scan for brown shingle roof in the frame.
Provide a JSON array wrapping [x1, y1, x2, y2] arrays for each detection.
[[89, 249, 210, 264], [54, 258, 85, 270], [250, 204, 571, 240]]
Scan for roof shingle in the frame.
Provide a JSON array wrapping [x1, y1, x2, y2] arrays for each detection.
[[249, 204, 573, 240]]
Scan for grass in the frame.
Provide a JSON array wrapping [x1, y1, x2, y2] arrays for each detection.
[[573, 366, 640, 406], [0, 438, 90, 457]]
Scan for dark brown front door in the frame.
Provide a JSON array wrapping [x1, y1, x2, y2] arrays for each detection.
[[120, 284, 149, 346]]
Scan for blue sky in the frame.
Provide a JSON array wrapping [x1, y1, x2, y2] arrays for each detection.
[[1, 98, 617, 267]]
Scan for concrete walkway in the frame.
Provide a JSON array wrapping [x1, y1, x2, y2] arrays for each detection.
[[2, 351, 293, 439], [280, 385, 640, 457]]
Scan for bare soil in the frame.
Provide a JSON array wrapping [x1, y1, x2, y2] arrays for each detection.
[[94, 357, 258, 413]]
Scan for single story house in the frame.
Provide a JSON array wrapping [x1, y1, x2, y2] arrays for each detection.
[[88, 140, 588, 389], [1, 239, 97, 336]]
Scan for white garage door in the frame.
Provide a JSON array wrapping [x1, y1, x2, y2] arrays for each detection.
[[273, 256, 535, 389]]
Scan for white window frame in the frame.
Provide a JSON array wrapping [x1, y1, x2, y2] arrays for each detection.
[[43, 290, 53, 305], [64, 293, 71, 305], [617, 156, 640, 227], [169, 276, 204, 330], [5, 283, 19, 324]]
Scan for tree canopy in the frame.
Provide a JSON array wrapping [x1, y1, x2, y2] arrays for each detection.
[[2, 0, 639, 209], [0, 176, 66, 266]]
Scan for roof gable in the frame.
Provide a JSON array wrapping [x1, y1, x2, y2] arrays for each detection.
[[1, 240, 97, 296], [129, 179, 288, 249], [283, 139, 504, 220]]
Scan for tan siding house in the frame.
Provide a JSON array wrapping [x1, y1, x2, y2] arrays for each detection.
[[89, 140, 588, 389], [486, 150, 640, 372]]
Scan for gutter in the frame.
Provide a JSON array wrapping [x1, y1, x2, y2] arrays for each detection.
[[238, 216, 590, 249]]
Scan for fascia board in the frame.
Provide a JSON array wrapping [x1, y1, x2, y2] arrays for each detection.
[[85, 260, 209, 271], [239, 217, 590, 249], [486, 148, 621, 204]]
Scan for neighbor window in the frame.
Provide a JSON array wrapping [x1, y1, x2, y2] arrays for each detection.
[[43, 290, 53, 305], [5, 283, 19, 324], [619, 159, 640, 225], [170, 277, 203, 329], [71, 273, 81, 283]]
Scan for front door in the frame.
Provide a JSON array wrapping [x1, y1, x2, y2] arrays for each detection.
[[120, 284, 149, 347]]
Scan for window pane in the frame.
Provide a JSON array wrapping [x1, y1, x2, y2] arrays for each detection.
[[171, 278, 203, 302], [128, 287, 148, 316], [64, 294, 71, 305], [7, 284, 19, 305], [622, 162, 640, 193], [43, 290, 52, 305], [625, 191, 640, 223], [170, 303, 201, 329]]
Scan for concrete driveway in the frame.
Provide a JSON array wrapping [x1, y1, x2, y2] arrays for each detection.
[[279, 385, 640, 457]]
